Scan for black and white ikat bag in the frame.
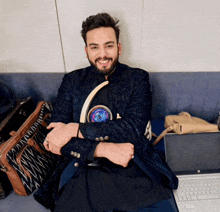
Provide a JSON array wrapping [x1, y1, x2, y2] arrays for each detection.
[[0, 101, 56, 196]]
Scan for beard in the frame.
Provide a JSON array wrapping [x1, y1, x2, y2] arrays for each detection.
[[87, 54, 119, 75]]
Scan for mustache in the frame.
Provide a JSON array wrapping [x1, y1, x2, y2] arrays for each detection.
[[95, 57, 113, 63]]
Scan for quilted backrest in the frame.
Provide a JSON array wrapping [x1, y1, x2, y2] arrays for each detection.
[[0, 72, 219, 123], [149, 72, 220, 123]]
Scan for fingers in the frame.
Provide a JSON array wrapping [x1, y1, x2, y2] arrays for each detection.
[[47, 122, 58, 129], [128, 143, 134, 152], [102, 142, 135, 168], [121, 143, 134, 167], [43, 139, 61, 155], [121, 155, 134, 167], [49, 146, 61, 155], [43, 139, 50, 151], [47, 122, 64, 130], [125, 143, 134, 156]]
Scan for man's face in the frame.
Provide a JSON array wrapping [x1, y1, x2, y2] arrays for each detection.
[[85, 27, 122, 75]]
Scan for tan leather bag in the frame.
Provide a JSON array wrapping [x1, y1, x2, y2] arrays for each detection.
[[153, 112, 219, 146]]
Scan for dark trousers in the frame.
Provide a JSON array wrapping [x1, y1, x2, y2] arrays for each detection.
[[108, 197, 179, 212]]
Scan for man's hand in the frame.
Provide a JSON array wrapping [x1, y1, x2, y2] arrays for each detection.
[[94, 142, 134, 167], [43, 122, 79, 155]]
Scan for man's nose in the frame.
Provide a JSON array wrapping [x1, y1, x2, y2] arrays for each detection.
[[99, 47, 107, 58]]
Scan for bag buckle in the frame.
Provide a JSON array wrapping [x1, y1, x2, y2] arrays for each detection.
[[0, 165, 8, 172]]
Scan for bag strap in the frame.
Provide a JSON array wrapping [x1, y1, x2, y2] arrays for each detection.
[[153, 125, 174, 146]]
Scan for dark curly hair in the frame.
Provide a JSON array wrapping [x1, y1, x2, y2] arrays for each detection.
[[81, 13, 120, 46]]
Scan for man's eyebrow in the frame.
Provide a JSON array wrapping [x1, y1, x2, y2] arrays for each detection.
[[88, 43, 98, 46], [105, 41, 115, 45], [88, 41, 115, 47]]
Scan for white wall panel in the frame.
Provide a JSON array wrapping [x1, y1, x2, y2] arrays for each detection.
[[141, 0, 220, 72], [1, 0, 220, 73], [0, 0, 64, 73], [56, 0, 144, 72]]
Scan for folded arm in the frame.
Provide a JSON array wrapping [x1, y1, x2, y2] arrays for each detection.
[[44, 69, 152, 167]]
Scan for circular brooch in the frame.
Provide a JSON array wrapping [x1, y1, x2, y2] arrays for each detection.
[[87, 105, 112, 122]]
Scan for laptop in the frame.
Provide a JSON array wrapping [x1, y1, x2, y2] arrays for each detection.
[[164, 132, 220, 212]]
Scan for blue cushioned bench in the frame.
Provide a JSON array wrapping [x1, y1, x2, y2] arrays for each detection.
[[0, 72, 219, 211]]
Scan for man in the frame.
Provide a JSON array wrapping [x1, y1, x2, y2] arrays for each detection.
[[36, 13, 178, 211]]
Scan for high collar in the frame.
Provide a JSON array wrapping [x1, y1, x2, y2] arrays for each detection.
[[90, 62, 126, 81]]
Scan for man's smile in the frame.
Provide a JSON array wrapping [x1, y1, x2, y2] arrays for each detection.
[[96, 58, 112, 67]]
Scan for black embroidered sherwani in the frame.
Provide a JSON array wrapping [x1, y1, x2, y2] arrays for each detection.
[[34, 62, 178, 211]]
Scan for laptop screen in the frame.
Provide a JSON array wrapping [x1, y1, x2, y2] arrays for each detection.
[[164, 132, 220, 175]]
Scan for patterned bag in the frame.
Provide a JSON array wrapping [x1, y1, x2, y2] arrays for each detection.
[[0, 97, 35, 199], [0, 97, 36, 145], [0, 101, 56, 196]]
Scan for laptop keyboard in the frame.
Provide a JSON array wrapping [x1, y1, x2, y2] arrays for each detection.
[[174, 177, 220, 201]]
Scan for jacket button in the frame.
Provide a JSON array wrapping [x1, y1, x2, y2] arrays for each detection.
[[76, 153, 80, 158], [95, 138, 100, 141], [71, 151, 78, 157], [74, 162, 79, 167], [104, 136, 109, 140], [99, 137, 104, 141]]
